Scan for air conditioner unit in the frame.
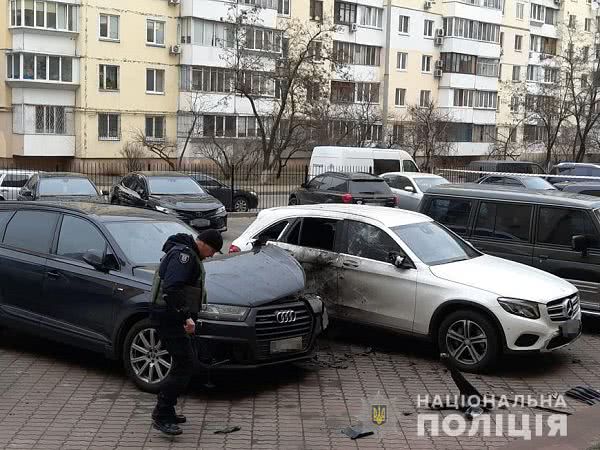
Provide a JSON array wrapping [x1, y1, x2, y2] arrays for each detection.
[[424, 1, 433, 9], [169, 44, 181, 54], [350, 23, 358, 32], [168, 0, 180, 4], [434, 36, 443, 45], [553, 0, 560, 5], [435, 28, 444, 37], [435, 60, 444, 68], [434, 69, 443, 77]]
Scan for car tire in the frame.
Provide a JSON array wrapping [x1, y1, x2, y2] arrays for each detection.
[[288, 196, 298, 206], [437, 309, 499, 373], [233, 196, 249, 212], [122, 319, 173, 393]]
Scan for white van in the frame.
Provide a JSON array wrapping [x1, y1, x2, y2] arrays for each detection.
[[309, 146, 419, 177]]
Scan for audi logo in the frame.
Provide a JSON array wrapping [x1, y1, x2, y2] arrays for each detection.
[[276, 310, 297, 324]]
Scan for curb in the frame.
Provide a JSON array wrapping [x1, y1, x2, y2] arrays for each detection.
[[229, 212, 258, 218]]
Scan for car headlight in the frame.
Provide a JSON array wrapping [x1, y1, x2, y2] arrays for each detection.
[[197, 304, 249, 321], [305, 293, 323, 314], [250, 191, 258, 197], [498, 298, 540, 319], [216, 206, 226, 214], [155, 205, 174, 214]]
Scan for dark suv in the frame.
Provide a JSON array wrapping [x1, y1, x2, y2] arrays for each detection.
[[419, 184, 600, 315], [18, 172, 107, 202], [289, 172, 396, 207], [548, 163, 600, 184], [0, 202, 327, 392], [464, 160, 546, 182]]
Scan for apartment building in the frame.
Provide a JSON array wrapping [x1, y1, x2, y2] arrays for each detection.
[[1, 0, 599, 163]]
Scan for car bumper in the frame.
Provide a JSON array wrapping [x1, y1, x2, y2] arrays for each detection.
[[184, 212, 228, 232]]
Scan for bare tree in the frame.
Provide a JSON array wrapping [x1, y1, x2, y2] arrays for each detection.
[[131, 130, 178, 169], [194, 136, 262, 179], [119, 142, 146, 172]]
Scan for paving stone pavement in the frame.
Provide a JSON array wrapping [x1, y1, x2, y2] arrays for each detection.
[[1, 318, 600, 450]]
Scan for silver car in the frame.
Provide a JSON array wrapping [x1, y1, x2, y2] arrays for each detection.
[[381, 172, 448, 211], [0, 170, 36, 201]]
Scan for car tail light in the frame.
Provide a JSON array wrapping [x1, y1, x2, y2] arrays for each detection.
[[393, 196, 399, 206], [342, 193, 353, 203], [229, 244, 241, 253]]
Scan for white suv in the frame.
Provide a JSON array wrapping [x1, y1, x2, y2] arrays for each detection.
[[231, 205, 582, 372], [0, 170, 36, 201]]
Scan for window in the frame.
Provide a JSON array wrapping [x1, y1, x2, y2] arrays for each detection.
[[472, 125, 496, 143], [399, 15, 409, 33], [99, 14, 119, 40], [474, 202, 532, 242], [335, 1, 357, 24], [476, 58, 499, 77], [277, 0, 290, 15], [187, 18, 235, 48], [569, 15, 576, 29], [11, 0, 76, 30], [146, 116, 165, 141], [512, 65, 521, 81], [538, 207, 599, 248], [442, 17, 500, 43], [544, 8, 555, 25], [516, 2, 524, 19], [98, 113, 120, 141], [424, 19, 434, 37], [361, 6, 383, 28], [147, 19, 165, 46], [24, 0, 33, 26], [583, 46, 590, 62], [395, 88, 406, 106], [441, 53, 477, 75], [530, 4, 543, 21], [514, 35, 522, 51], [345, 221, 402, 263], [454, 89, 474, 107], [425, 198, 472, 235], [397, 52, 407, 70], [1, 175, 30, 188], [310, 0, 323, 20], [422, 55, 432, 72], [99, 64, 119, 90], [244, 27, 283, 52], [420, 90, 431, 107], [34, 105, 66, 134], [585, 18, 592, 32], [523, 124, 546, 142], [333, 41, 381, 66], [9, 53, 73, 82], [57, 216, 108, 263], [510, 95, 519, 112], [3, 210, 58, 254], [545, 67, 558, 83], [146, 69, 165, 94], [255, 220, 289, 242], [475, 91, 497, 109], [287, 217, 339, 252], [181, 66, 235, 92], [356, 82, 379, 103]]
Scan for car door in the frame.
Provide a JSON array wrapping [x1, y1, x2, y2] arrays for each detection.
[[469, 201, 534, 265], [534, 206, 600, 312], [300, 175, 326, 204], [199, 176, 231, 209], [0, 209, 59, 323], [41, 214, 119, 346], [270, 217, 342, 308], [336, 220, 417, 331], [390, 176, 420, 210]]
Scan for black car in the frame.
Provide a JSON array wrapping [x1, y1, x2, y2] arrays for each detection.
[[0, 202, 327, 392], [111, 171, 227, 232], [289, 172, 397, 207], [476, 174, 557, 190], [191, 173, 259, 212], [18, 172, 107, 202], [548, 163, 600, 184]]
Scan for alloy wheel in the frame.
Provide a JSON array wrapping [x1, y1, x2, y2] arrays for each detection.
[[129, 328, 172, 384], [234, 198, 249, 212], [445, 319, 488, 365]]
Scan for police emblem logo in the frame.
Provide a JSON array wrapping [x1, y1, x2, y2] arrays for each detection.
[[372, 405, 386, 426], [179, 253, 190, 264]]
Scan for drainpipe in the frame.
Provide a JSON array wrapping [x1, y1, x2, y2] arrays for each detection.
[[382, 0, 393, 143]]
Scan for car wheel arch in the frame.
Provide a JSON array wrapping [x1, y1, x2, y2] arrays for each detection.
[[114, 312, 149, 359], [428, 300, 507, 351]]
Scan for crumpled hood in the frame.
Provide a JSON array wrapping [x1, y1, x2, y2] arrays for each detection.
[[149, 194, 221, 211], [133, 245, 305, 307], [429, 254, 577, 304]]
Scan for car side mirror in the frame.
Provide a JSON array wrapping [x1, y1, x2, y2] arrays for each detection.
[[21, 188, 32, 197], [572, 235, 589, 255], [83, 252, 109, 272], [388, 252, 413, 269], [404, 186, 415, 193]]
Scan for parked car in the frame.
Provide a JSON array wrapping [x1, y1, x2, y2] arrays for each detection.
[[310, 146, 419, 177], [0, 202, 327, 392], [110, 172, 227, 232], [0, 170, 36, 201], [547, 163, 600, 184], [464, 160, 546, 182], [381, 172, 449, 211], [289, 172, 397, 207], [231, 205, 581, 372], [420, 184, 600, 316], [555, 182, 600, 197], [18, 172, 107, 202], [476, 175, 557, 190], [191, 173, 259, 212]]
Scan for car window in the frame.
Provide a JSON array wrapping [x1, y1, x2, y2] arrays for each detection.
[[318, 176, 335, 191], [474, 202, 532, 242], [349, 180, 391, 194], [557, 166, 574, 175], [327, 177, 348, 192], [402, 160, 419, 173], [56, 215, 108, 262], [254, 220, 289, 241], [284, 217, 338, 252], [394, 176, 413, 190], [582, 190, 600, 197], [414, 177, 448, 192], [3, 210, 59, 254], [344, 220, 403, 263], [504, 178, 523, 186], [307, 175, 325, 190], [374, 159, 400, 175], [591, 168, 600, 177], [23, 174, 37, 190], [0, 210, 15, 237], [122, 175, 135, 189], [198, 176, 220, 187], [39, 178, 98, 196], [481, 176, 504, 185], [1, 174, 30, 188], [425, 198, 472, 235], [537, 207, 600, 248]]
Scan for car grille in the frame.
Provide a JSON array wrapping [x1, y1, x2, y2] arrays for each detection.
[[175, 208, 218, 222], [546, 294, 580, 322], [255, 300, 313, 360]]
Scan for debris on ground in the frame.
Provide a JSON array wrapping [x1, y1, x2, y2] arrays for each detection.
[[214, 426, 241, 434], [341, 425, 374, 440], [565, 387, 600, 405]]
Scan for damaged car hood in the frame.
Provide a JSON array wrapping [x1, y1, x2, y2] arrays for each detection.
[[133, 245, 305, 307], [149, 194, 221, 211], [429, 254, 576, 303]]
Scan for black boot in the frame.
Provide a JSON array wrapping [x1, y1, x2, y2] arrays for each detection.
[[152, 417, 183, 436], [174, 414, 186, 424], [152, 406, 186, 424]]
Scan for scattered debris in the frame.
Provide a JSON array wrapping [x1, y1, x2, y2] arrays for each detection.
[[573, 358, 582, 364], [402, 412, 412, 416], [341, 425, 374, 440], [565, 387, 600, 405], [214, 426, 241, 434]]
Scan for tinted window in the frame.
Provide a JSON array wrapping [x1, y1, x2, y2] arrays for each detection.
[[0, 210, 15, 237], [122, 175, 136, 189], [425, 198, 472, 235], [345, 221, 402, 263], [538, 207, 599, 248], [3, 210, 58, 253], [147, 177, 205, 195], [39, 178, 98, 196], [581, 190, 600, 197], [403, 160, 419, 172], [285, 217, 338, 252], [503, 178, 523, 186], [349, 180, 391, 195], [394, 176, 413, 190], [57, 216, 108, 262], [318, 176, 335, 191], [414, 177, 447, 192], [255, 220, 289, 241], [307, 175, 326, 190], [327, 177, 348, 192], [474, 202, 532, 242], [374, 159, 400, 175], [1, 174, 30, 188], [480, 176, 505, 185]]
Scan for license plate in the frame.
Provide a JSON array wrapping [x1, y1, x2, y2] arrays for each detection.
[[367, 202, 385, 206], [270, 336, 303, 353], [560, 319, 581, 338]]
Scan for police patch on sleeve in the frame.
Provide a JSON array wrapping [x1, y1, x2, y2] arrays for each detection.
[[179, 253, 190, 264]]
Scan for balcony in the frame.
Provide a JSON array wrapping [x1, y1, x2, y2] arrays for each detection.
[[180, 0, 277, 29], [6, 53, 79, 89]]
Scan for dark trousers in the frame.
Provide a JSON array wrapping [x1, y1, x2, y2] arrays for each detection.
[[154, 315, 194, 421]]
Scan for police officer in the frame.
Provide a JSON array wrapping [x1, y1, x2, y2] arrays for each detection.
[[150, 229, 223, 436]]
